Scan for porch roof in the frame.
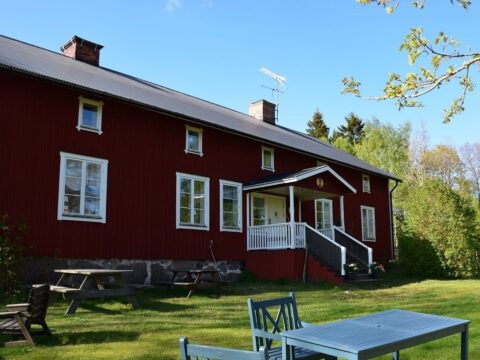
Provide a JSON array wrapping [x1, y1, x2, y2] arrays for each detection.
[[243, 165, 357, 195]]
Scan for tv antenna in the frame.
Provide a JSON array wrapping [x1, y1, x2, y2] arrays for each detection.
[[260, 67, 286, 123]]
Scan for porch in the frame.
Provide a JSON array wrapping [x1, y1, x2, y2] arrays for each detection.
[[243, 166, 373, 279]]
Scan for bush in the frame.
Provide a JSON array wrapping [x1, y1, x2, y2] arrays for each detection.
[[401, 180, 480, 278], [0, 214, 28, 296], [397, 228, 445, 278]]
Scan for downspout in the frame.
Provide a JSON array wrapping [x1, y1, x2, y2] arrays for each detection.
[[389, 180, 400, 260]]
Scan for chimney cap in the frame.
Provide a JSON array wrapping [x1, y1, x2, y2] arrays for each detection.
[[60, 35, 104, 53]]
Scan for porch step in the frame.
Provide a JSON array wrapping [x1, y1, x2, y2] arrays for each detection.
[[344, 272, 382, 283]]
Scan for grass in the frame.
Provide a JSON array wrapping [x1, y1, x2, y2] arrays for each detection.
[[1, 272, 479, 359]]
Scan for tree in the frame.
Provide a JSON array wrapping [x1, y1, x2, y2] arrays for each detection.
[[402, 179, 480, 278], [459, 142, 480, 205], [332, 113, 365, 145], [343, 0, 479, 123], [354, 118, 411, 180], [421, 144, 464, 189], [306, 109, 329, 141]]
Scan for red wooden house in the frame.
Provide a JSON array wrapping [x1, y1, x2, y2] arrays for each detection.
[[0, 35, 399, 284]]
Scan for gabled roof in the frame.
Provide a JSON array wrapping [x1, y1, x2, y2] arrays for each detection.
[[0, 34, 399, 180], [243, 165, 356, 193]]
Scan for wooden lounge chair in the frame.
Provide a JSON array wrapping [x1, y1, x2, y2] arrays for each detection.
[[247, 292, 327, 360], [179, 337, 267, 360], [0, 284, 51, 346]]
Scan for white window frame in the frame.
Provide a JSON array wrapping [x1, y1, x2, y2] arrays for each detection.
[[176, 172, 210, 230], [57, 152, 108, 223], [261, 146, 275, 172], [219, 180, 242, 233], [185, 125, 203, 156], [314, 199, 333, 230], [362, 174, 371, 193], [361, 205, 376, 242], [77, 96, 103, 134]]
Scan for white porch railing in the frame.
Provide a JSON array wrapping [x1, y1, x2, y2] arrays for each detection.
[[317, 228, 333, 240], [247, 222, 307, 250]]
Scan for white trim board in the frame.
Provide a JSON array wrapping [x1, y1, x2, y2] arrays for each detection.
[[243, 165, 357, 193]]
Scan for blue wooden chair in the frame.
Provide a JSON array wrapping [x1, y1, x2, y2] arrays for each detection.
[[179, 337, 267, 359], [247, 292, 326, 360]]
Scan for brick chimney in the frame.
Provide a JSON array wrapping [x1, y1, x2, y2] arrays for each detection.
[[248, 100, 276, 125], [61, 36, 104, 66]]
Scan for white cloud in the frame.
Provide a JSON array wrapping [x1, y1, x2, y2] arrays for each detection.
[[166, 0, 182, 13]]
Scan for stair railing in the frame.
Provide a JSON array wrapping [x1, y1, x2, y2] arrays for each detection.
[[305, 224, 346, 276], [333, 226, 373, 273]]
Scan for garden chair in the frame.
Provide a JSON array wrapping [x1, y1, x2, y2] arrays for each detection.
[[0, 284, 51, 346], [179, 337, 267, 359], [247, 292, 327, 360]]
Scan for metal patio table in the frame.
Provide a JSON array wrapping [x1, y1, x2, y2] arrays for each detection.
[[281, 309, 469, 360]]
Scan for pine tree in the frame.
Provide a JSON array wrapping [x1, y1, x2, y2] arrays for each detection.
[[306, 109, 329, 141], [335, 112, 365, 145]]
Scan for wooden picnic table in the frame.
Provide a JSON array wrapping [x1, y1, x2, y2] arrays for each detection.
[[162, 268, 226, 299], [281, 309, 469, 360], [51, 269, 140, 315]]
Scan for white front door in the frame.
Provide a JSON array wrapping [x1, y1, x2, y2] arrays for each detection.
[[252, 193, 286, 225]]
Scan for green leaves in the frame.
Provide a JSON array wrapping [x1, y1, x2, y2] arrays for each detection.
[[344, 0, 479, 123], [341, 77, 361, 96]]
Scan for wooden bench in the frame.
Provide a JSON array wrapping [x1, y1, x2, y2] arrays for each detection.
[[49, 285, 80, 294]]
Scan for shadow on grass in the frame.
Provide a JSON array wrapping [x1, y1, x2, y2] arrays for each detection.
[[38, 330, 140, 346]]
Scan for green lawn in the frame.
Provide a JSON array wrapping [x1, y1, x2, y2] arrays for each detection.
[[1, 275, 478, 359]]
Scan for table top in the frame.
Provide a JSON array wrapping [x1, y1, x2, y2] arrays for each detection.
[[171, 268, 221, 274], [282, 309, 469, 356], [55, 269, 133, 275]]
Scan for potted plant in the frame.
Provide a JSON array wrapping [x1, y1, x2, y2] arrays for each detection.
[[343, 262, 360, 280], [369, 262, 386, 278]]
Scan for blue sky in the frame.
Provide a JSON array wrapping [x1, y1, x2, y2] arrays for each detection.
[[1, 1, 478, 147]]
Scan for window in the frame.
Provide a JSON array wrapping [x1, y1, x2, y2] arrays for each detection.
[[362, 174, 371, 193], [252, 197, 266, 226], [361, 206, 376, 242], [176, 173, 209, 230], [77, 96, 103, 134], [315, 199, 333, 230], [57, 152, 108, 223], [220, 180, 242, 232], [261, 146, 274, 171], [185, 125, 203, 156]]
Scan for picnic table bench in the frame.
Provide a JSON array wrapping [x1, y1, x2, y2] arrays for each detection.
[[50, 269, 140, 315], [160, 268, 227, 298]]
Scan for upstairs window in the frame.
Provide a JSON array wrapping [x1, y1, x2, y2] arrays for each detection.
[[220, 180, 242, 232], [361, 205, 376, 242], [57, 152, 108, 223], [176, 173, 209, 230], [185, 125, 203, 156], [261, 146, 274, 172], [77, 96, 103, 134], [362, 174, 371, 193]]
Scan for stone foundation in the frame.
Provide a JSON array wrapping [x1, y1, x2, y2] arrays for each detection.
[[19, 258, 243, 285]]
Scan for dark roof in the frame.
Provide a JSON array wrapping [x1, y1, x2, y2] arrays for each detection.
[[243, 165, 357, 193], [0, 34, 398, 180]]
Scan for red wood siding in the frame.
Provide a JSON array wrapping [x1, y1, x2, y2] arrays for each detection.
[[0, 69, 393, 262]]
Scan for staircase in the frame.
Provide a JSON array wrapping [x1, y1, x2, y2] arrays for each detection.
[[304, 225, 377, 283]]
